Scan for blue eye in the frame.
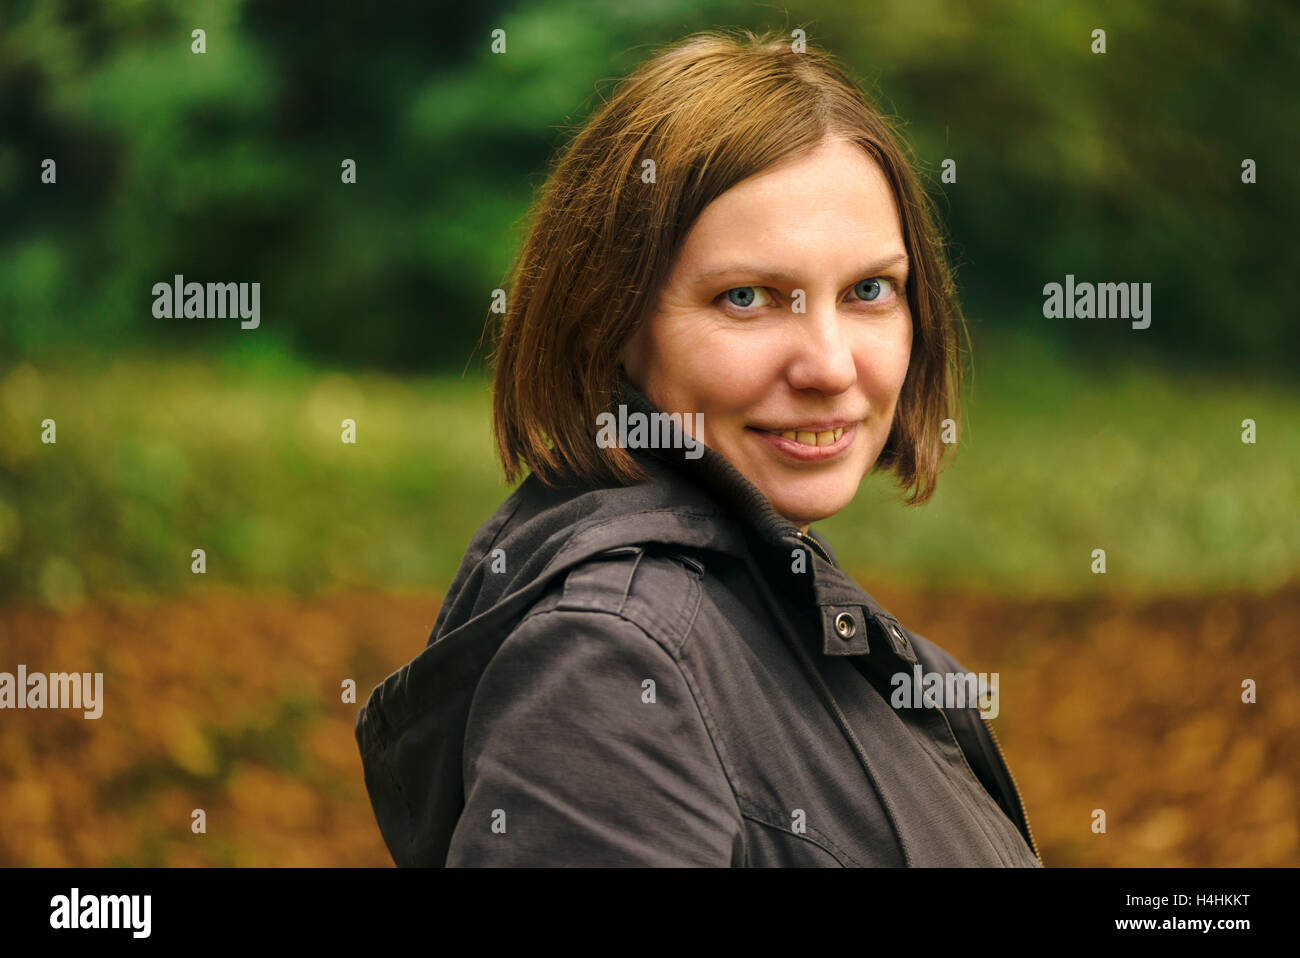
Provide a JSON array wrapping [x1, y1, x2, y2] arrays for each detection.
[[720, 280, 895, 312], [725, 286, 770, 308], [852, 277, 893, 302]]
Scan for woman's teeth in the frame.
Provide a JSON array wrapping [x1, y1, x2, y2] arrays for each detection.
[[778, 427, 845, 446]]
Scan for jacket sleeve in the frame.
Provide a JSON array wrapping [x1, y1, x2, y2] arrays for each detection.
[[445, 605, 744, 866]]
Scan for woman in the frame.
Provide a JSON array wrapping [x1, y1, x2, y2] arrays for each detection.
[[356, 29, 1041, 867]]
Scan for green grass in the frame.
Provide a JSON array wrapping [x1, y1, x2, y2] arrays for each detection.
[[2, 341, 1296, 606], [0, 346, 511, 606]]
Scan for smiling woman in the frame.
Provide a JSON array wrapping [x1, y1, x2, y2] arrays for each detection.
[[355, 28, 1041, 868], [621, 137, 915, 529]]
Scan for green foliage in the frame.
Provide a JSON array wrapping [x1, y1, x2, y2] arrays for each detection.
[[0, 347, 510, 602]]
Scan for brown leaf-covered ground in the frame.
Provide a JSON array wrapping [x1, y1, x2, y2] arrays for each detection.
[[1, 581, 1296, 866]]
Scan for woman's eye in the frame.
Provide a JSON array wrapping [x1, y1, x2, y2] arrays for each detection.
[[721, 279, 897, 311], [850, 277, 895, 302], [723, 286, 772, 309]]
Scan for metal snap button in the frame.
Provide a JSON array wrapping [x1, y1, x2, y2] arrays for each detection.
[[834, 611, 856, 639], [887, 621, 917, 662]]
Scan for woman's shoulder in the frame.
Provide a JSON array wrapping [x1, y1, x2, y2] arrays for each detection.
[[518, 543, 711, 658]]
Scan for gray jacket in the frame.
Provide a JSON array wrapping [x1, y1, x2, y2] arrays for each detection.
[[355, 380, 1043, 867]]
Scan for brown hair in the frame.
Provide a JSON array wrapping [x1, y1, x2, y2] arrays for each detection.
[[488, 27, 968, 505]]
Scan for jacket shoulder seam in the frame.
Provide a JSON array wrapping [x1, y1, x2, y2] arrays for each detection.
[[547, 507, 732, 567], [549, 548, 705, 656]]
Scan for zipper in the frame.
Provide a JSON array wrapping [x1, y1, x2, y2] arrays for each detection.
[[982, 717, 1043, 864], [795, 530, 834, 566]]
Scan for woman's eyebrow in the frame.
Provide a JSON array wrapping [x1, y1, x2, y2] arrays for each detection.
[[690, 251, 910, 285]]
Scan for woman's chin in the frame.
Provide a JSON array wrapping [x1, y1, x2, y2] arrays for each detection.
[[763, 481, 858, 529]]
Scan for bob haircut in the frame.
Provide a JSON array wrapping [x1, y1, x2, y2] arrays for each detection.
[[489, 28, 968, 505]]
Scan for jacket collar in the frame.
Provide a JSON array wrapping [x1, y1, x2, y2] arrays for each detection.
[[611, 371, 918, 664]]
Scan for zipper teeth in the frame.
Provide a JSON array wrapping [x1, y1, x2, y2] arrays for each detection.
[[983, 717, 1043, 864], [795, 530, 833, 565]]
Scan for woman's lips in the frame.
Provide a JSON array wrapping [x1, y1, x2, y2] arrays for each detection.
[[749, 422, 857, 461]]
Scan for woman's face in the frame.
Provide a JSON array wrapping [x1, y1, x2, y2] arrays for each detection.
[[620, 137, 913, 530]]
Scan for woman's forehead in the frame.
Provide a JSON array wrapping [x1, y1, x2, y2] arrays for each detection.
[[676, 180, 906, 283]]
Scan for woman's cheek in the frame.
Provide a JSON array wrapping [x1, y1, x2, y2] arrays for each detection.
[[873, 323, 912, 397], [675, 338, 747, 398]]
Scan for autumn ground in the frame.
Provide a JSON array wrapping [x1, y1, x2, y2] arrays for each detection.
[[2, 580, 1296, 867]]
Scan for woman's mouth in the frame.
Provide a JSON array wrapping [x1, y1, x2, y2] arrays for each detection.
[[748, 422, 858, 461], [774, 426, 845, 445]]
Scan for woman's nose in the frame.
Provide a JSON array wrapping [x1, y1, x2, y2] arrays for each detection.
[[785, 300, 857, 394]]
